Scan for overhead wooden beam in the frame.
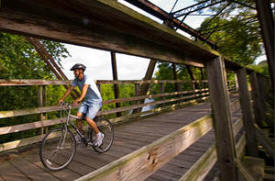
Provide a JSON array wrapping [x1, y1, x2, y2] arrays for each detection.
[[0, 6, 207, 67], [206, 56, 238, 181], [236, 68, 258, 156]]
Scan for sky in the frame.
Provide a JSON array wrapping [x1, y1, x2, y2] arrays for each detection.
[[60, 0, 265, 80]]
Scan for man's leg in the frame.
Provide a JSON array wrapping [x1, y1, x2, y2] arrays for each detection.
[[86, 102, 104, 146], [85, 117, 100, 134], [76, 112, 84, 133]]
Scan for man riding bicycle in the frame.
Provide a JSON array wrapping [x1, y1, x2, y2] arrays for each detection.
[[58, 63, 104, 147]]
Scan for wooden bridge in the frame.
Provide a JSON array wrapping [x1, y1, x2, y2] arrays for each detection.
[[0, 1, 274, 181], [0, 79, 242, 181]]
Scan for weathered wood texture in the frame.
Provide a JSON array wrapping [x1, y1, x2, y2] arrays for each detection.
[[0, 90, 209, 119], [110, 52, 121, 117], [0, 96, 241, 181], [255, 0, 274, 90], [26, 37, 79, 98], [206, 57, 238, 181], [0, 79, 207, 86], [133, 59, 157, 113], [236, 68, 258, 156], [254, 124, 275, 159], [76, 115, 213, 181], [249, 72, 265, 127], [0, 0, 219, 67], [0, 93, 212, 152], [178, 117, 244, 181]]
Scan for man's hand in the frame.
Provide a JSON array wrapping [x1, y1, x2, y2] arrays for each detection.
[[58, 99, 64, 105], [73, 98, 81, 106]]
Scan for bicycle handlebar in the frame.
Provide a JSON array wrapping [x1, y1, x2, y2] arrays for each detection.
[[61, 102, 72, 110]]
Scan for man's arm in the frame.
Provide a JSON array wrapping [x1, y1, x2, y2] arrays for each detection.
[[74, 84, 89, 103], [58, 86, 75, 104]]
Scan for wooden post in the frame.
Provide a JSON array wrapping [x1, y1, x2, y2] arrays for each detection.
[[206, 57, 238, 181], [134, 83, 140, 113], [236, 68, 258, 156], [249, 72, 265, 128], [234, 73, 239, 91], [255, 0, 274, 91], [200, 67, 205, 88], [110, 51, 121, 117], [172, 63, 179, 92], [38, 85, 46, 134], [133, 59, 157, 113], [160, 83, 165, 93]]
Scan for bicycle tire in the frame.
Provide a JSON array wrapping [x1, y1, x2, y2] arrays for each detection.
[[89, 118, 114, 153], [40, 127, 76, 171]]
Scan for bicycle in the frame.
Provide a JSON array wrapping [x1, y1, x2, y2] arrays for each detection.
[[39, 102, 114, 171]]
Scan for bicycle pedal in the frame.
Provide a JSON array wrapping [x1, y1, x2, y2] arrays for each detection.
[[87, 142, 94, 147]]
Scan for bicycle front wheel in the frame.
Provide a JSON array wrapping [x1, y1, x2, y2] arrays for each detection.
[[90, 118, 114, 153], [40, 127, 76, 171]]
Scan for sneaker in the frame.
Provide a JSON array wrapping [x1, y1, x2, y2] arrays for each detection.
[[95, 132, 104, 147], [75, 134, 81, 144]]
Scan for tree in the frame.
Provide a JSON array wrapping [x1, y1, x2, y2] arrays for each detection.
[[198, 12, 262, 65], [0, 32, 70, 143]]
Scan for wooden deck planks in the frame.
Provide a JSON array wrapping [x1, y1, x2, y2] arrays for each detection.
[[0, 98, 241, 181], [0, 160, 30, 181], [9, 156, 60, 181]]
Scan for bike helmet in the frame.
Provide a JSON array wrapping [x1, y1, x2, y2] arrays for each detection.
[[70, 63, 86, 71]]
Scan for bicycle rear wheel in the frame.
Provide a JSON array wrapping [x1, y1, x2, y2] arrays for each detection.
[[40, 127, 76, 171], [89, 118, 114, 153]]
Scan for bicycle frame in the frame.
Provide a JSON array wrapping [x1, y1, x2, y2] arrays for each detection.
[[62, 104, 90, 145]]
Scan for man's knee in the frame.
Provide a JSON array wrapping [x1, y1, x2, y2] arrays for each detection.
[[76, 112, 83, 120], [85, 116, 94, 122]]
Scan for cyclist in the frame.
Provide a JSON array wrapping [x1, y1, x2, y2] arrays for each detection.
[[58, 63, 104, 147]]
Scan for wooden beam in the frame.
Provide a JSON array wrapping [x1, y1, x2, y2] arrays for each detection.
[[133, 59, 157, 113], [141, 59, 157, 94], [0, 79, 206, 86], [26, 37, 79, 98], [0, 97, 208, 153], [0, 9, 205, 67], [178, 132, 245, 181], [255, 0, 274, 91], [236, 68, 258, 156], [249, 72, 265, 127], [206, 56, 238, 181], [104, 89, 209, 105], [186, 65, 199, 89], [0, 118, 64, 136], [235, 159, 255, 181], [0, 79, 71, 86], [99, 93, 209, 116], [0, 92, 209, 120], [75, 115, 213, 181], [110, 52, 121, 117], [254, 124, 275, 159], [172, 63, 179, 91]]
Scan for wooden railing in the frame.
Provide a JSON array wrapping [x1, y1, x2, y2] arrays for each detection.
[[75, 101, 243, 181], [0, 79, 231, 152]]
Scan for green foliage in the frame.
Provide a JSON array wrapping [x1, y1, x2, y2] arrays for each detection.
[[247, 61, 269, 76], [195, 1, 262, 65], [0, 32, 70, 143]]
